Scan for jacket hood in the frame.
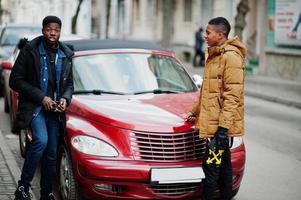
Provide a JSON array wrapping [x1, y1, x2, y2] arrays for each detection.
[[222, 36, 247, 58], [23, 35, 74, 58], [206, 36, 247, 59]]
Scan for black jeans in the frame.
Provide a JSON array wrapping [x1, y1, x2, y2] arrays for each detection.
[[202, 145, 232, 200]]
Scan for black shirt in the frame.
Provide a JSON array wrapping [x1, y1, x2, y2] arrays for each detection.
[[42, 38, 59, 101]]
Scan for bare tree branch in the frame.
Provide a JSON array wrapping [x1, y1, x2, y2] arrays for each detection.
[[105, 0, 111, 39], [72, 0, 84, 34]]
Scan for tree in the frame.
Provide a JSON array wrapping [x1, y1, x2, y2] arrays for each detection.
[[0, 0, 3, 24], [234, 0, 249, 40], [105, 0, 111, 39], [72, 0, 84, 34], [161, 0, 174, 48]]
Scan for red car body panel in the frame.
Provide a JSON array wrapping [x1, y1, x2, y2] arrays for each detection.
[[67, 93, 198, 132]]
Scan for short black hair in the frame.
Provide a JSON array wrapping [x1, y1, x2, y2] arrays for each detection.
[[208, 17, 231, 38], [42, 15, 62, 27]]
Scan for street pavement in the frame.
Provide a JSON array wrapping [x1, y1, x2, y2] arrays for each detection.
[[0, 130, 37, 200], [0, 63, 300, 200], [0, 131, 17, 200]]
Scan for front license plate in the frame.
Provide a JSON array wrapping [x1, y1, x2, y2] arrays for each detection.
[[151, 167, 204, 184]]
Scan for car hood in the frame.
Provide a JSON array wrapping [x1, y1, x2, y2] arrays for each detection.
[[67, 93, 199, 132]]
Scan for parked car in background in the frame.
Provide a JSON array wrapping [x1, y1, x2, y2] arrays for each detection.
[[0, 48, 9, 97], [0, 24, 40, 96], [5, 39, 245, 200], [0, 24, 40, 55], [1, 46, 19, 132]]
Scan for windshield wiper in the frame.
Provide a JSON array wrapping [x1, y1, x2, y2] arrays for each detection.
[[134, 89, 181, 95], [73, 89, 127, 95]]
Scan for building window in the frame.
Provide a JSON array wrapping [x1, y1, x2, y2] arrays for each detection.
[[184, 0, 192, 22]]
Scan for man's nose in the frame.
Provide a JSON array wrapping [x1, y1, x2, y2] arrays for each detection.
[[50, 30, 56, 35]]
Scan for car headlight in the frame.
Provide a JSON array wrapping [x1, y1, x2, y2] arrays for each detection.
[[71, 135, 118, 157], [230, 137, 244, 149]]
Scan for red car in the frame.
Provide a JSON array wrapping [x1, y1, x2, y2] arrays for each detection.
[[3, 39, 245, 200]]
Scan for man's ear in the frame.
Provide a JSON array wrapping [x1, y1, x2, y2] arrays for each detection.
[[218, 32, 225, 40]]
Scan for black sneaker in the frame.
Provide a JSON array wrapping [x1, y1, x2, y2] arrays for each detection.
[[14, 185, 31, 200], [40, 193, 56, 200]]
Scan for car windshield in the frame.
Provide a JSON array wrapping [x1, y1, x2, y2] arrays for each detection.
[[0, 27, 40, 46], [73, 53, 197, 94]]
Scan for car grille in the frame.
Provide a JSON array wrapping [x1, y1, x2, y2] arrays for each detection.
[[149, 183, 200, 196], [130, 131, 206, 162]]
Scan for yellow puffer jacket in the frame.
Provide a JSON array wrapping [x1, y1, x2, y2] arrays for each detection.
[[191, 36, 247, 138]]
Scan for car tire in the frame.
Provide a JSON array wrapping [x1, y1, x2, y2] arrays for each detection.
[[58, 145, 81, 200], [19, 129, 31, 158], [213, 187, 240, 199], [232, 186, 240, 197], [0, 76, 3, 97], [10, 97, 19, 134], [4, 94, 9, 113]]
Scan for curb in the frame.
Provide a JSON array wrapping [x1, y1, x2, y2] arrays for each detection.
[[245, 90, 301, 109], [0, 130, 37, 200]]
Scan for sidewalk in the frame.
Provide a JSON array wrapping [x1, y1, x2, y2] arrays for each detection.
[[0, 141, 16, 199], [245, 75, 301, 109], [0, 130, 18, 200], [185, 63, 301, 109], [0, 130, 37, 200]]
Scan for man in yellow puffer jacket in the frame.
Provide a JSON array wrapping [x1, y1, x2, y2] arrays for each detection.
[[186, 17, 247, 200]]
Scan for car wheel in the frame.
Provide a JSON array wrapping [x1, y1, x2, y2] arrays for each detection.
[[19, 129, 31, 158], [58, 146, 81, 200], [4, 94, 9, 113], [232, 186, 240, 197], [0, 76, 3, 97]]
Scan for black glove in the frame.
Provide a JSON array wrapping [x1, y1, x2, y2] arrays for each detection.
[[208, 127, 229, 151]]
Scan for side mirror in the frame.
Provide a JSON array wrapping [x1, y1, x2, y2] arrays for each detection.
[[192, 74, 203, 88], [1, 60, 12, 70]]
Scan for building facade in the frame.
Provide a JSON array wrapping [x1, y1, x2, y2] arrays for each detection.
[[259, 0, 301, 81], [91, 0, 243, 62], [2, 0, 299, 80], [1, 0, 91, 37]]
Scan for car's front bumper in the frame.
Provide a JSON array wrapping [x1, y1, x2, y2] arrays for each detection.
[[70, 144, 245, 199]]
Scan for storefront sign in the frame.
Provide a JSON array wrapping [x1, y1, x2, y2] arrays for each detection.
[[275, 0, 301, 46]]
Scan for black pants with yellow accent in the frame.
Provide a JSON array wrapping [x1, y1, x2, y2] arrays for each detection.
[[202, 145, 232, 200]]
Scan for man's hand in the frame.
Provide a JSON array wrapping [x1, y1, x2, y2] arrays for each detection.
[[184, 112, 196, 122], [42, 96, 56, 111], [55, 98, 67, 112], [214, 127, 229, 150]]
